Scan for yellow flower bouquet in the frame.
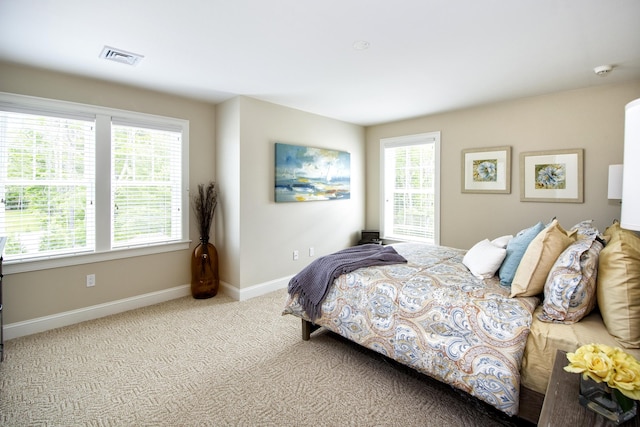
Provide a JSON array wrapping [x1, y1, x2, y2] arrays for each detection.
[[564, 343, 640, 400], [564, 343, 640, 423]]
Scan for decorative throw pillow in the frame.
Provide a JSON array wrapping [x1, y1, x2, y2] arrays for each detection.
[[499, 222, 545, 287], [571, 219, 600, 241], [463, 239, 507, 279], [538, 236, 603, 323], [510, 219, 576, 298], [491, 235, 513, 249], [597, 221, 640, 349]]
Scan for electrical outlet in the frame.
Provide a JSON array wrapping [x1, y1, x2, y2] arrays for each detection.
[[86, 274, 96, 287], [293, 250, 299, 260], [309, 247, 314, 257]]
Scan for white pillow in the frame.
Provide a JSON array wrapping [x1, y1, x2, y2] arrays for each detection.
[[491, 235, 513, 249], [463, 239, 507, 279]]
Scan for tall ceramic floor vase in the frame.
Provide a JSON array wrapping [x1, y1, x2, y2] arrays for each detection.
[[191, 240, 219, 299]]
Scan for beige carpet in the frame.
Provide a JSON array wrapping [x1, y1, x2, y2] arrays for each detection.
[[0, 289, 529, 426]]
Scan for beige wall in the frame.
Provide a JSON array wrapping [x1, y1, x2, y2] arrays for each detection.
[[215, 98, 242, 288], [0, 61, 365, 329], [0, 61, 217, 324], [366, 81, 640, 249], [2, 59, 638, 332], [216, 96, 365, 291]]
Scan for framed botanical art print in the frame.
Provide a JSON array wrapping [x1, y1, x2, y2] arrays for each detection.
[[461, 146, 511, 194], [520, 149, 584, 203]]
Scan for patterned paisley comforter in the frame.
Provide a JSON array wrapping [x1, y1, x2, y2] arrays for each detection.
[[282, 242, 539, 416]]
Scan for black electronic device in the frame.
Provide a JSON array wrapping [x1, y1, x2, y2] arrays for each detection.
[[358, 230, 382, 245]]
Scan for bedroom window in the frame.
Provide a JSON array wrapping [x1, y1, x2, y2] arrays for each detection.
[[111, 122, 183, 249], [380, 132, 440, 245], [0, 109, 96, 259], [0, 93, 189, 272]]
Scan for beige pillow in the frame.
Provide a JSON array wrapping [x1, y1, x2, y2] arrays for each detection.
[[597, 222, 640, 348], [510, 219, 576, 297]]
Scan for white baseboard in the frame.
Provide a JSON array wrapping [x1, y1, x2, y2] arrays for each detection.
[[4, 277, 293, 340], [4, 284, 191, 340], [231, 275, 292, 301]]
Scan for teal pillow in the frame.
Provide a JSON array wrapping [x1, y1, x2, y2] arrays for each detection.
[[499, 221, 545, 287]]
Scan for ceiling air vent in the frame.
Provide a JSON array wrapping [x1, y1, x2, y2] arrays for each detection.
[[99, 46, 144, 66]]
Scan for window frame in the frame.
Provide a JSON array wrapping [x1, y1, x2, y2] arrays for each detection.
[[0, 92, 190, 275], [379, 132, 441, 245]]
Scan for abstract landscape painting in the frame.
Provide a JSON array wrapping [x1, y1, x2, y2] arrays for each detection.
[[275, 143, 350, 202]]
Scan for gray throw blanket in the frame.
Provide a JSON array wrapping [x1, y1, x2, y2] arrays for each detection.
[[288, 244, 407, 322]]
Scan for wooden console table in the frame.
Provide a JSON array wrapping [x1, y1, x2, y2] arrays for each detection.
[[538, 350, 640, 426]]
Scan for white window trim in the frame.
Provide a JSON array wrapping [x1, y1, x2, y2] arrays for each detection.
[[379, 132, 441, 245], [0, 92, 190, 275]]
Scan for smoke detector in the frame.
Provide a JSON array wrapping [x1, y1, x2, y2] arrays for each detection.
[[353, 40, 370, 50], [99, 46, 144, 66], [594, 65, 613, 76]]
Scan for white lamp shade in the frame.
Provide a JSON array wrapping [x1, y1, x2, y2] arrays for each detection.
[[608, 164, 623, 199], [621, 98, 640, 231]]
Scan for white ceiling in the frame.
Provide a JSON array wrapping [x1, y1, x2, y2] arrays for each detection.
[[1, 0, 639, 126]]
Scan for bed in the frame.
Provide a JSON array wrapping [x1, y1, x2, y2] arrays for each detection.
[[282, 220, 640, 423]]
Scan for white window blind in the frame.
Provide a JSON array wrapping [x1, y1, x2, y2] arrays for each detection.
[[0, 110, 96, 260], [0, 92, 189, 272], [111, 123, 182, 248], [381, 132, 440, 244]]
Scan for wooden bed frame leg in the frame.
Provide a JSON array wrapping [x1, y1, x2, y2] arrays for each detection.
[[301, 319, 320, 341]]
